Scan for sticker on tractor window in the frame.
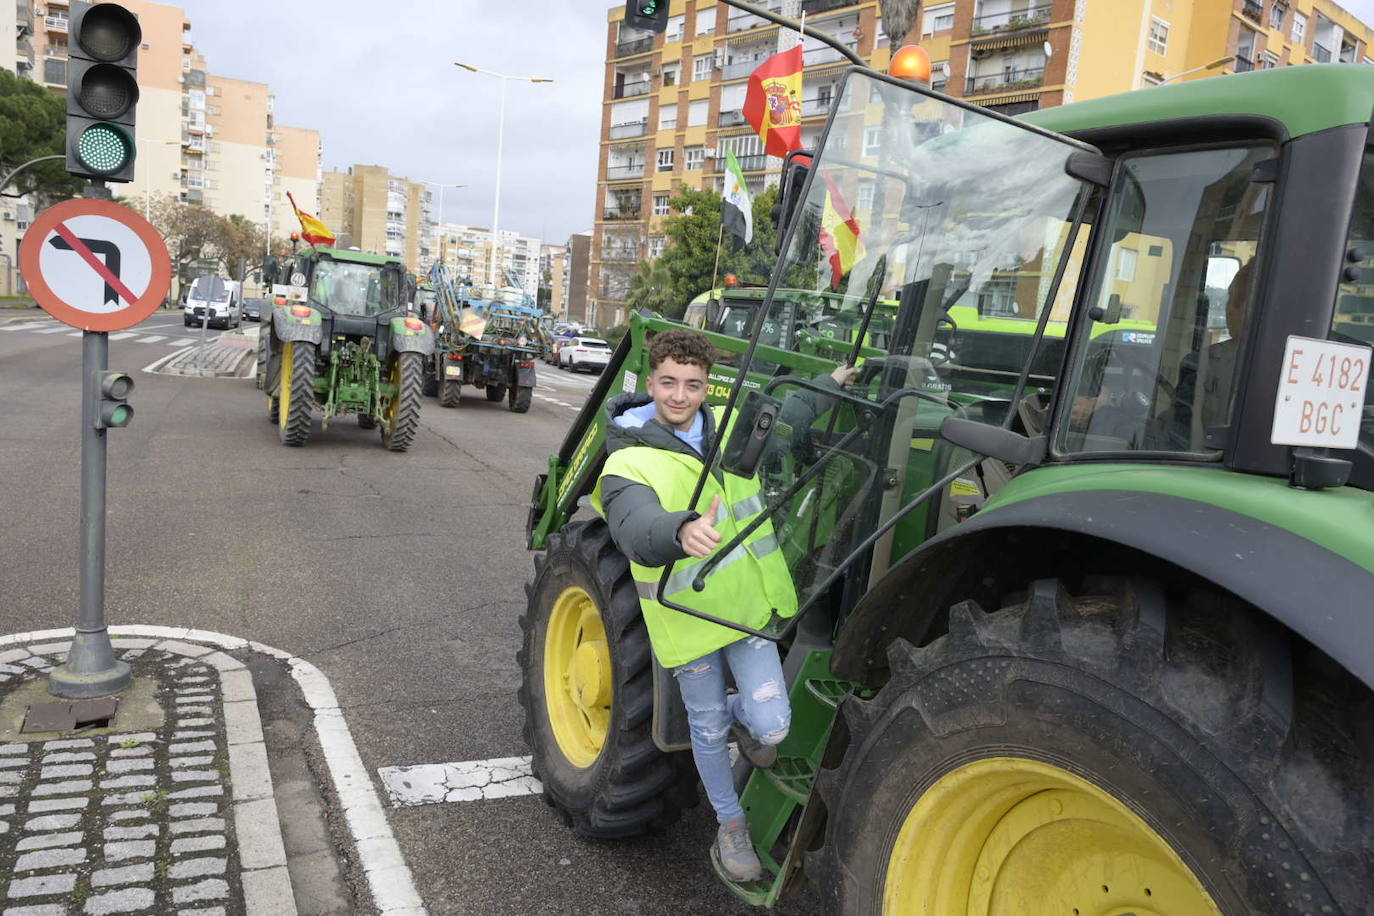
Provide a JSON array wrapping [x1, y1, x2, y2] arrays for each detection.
[[1271, 335, 1369, 449], [271, 284, 307, 303], [622, 371, 637, 394]]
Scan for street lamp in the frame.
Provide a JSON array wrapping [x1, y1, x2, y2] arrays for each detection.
[[136, 137, 181, 219], [1158, 56, 1234, 85], [453, 62, 553, 291], [417, 179, 467, 269]]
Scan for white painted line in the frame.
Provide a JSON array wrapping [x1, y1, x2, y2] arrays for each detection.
[[108, 331, 139, 340], [136, 335, 166, 343], [67, 330, 84, 337], [0, 625, 427, 915], [0, 323, 50, 331], [141, 347, 188, 374], [378, 757, 541, 807], [33, 325, 71, 334]]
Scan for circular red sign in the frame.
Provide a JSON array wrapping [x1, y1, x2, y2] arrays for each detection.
[[19, 197, 172, 333]]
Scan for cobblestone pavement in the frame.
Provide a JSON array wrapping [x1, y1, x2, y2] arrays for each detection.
[[155, 337, 255, 378], [0, 639, 295, 915]]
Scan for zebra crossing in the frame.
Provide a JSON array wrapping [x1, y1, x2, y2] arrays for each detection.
[[0, 318, 207, 348]]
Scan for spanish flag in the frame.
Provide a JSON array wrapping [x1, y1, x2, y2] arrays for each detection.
[[818, 171, 864, 290], [742, 45, 804, 160], [287, 192, 336, 247]]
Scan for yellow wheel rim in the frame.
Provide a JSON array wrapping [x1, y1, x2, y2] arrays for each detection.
[[277, 342, 293, 429], [543, 586, 612, 768], [884, 757, 1223, 916]]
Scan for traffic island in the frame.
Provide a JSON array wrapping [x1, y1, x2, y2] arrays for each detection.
[[151, 331, 256, 379]]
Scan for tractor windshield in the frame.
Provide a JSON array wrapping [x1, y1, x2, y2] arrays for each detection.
[[662, 69, 1098, 629], [309, 260, 402, 317]]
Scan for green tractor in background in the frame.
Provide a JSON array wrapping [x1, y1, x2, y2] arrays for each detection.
[[260, 246, 433, 450], [519, 63, 1374, 913]]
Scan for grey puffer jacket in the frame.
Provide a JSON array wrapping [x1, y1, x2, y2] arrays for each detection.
[[599, 375, 843, 569]]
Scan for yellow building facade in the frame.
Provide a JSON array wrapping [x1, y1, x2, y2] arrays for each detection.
[[320, 166, 430, 268]]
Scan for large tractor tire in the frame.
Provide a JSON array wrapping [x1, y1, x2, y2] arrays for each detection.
[[509, 385, 532, 413], [518, 520, 697, 838], [808, 576, 1373, 915], [439, 374, 462, 409], [382, 350, 424, 452], [486, 384, 506, 402], [422, 363, 438, 398], [277, 340, 315, 447], [254, 331, 268, 390]]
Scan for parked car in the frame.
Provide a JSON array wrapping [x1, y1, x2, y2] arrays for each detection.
[[558, 336, 611, 373], [241, 298, 265, 322], [183, 276, 242, 329]]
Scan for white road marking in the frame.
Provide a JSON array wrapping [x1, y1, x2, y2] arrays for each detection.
[[136, 335, 166, 343], [378, 757, 541, 807], [33, 325, 71, 334], [108, 331, 138, 340], [0, 625, 427, 915], [0, 323, 50, 331], [67, 330, 84, 337]]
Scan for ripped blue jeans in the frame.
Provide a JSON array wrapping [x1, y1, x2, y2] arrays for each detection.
[[673, 636, 791, 824]]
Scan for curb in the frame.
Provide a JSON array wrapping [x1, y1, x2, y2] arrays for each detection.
[[0, 626, 426, 916]]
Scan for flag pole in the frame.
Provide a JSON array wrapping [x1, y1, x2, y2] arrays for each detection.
[[709, 222, 725, 294]]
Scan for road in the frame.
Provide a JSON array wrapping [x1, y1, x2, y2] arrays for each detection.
[[0, 315, 820, 915]]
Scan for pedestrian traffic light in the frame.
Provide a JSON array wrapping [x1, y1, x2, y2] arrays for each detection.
[[624, 0, 670, 32], [66, 2, 141, 182], [94, 371, 133, 429]]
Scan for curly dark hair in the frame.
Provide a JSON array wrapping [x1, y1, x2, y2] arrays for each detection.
[[648, 328, 715, 372]]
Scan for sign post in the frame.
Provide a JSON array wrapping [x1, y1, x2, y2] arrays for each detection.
[[20, 195, 171, 698]]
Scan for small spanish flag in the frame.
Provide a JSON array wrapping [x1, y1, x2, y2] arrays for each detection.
[[818, 171, 864, 290], [287, 192, 335, 247], [742, 44, 804, 160]]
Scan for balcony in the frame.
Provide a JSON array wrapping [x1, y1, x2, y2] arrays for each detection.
[[602, 208, 642, 222], [734, 153, 768, 171], [803, 45, 846, 67], [971, 4, 1051, 36], [801, 96, 832, 117], [723, 58, 763, 80], [609, 119, 649, 140], [615, 36, 653, 57], [15, 3, 32, 36], [614, 79, 651, 99], [44, 15, 67, 32], [1241, 0, 1263, 23], [800, 0, 850, 13], [182, 136, 206, 153], [1313, 43, 1332, 63], [966, 66, 1045, 94], [718, 110, 748, 127], [605, 164, 645, 180], [1234, 56, 1255, 72], [602, 247, 640, 261]]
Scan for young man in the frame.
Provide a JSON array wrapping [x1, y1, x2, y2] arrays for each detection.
[[592, 328, 854, 881]]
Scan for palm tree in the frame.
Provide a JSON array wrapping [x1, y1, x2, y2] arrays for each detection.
[[626, 259, 676, 316]]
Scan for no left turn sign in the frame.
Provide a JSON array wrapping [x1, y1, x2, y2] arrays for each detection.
[[20, 198, 172, 332]]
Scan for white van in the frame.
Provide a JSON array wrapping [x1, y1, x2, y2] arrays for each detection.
[[183, 276, 242, 329]]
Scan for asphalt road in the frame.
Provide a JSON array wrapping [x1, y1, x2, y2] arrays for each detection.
[[0, 314, 820, 915]]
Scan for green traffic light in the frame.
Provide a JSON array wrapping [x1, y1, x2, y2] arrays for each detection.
[[75, 123, 133, 176], [108, 405, 130, 426]]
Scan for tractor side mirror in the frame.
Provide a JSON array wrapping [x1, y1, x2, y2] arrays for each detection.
[[939, 416, 1046, 467], [721, 391, 783, 477], [774, 152, 813, 256], [1088, 293, 1123, 324]]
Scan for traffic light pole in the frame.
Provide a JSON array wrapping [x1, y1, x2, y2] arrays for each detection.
[[49, 328, 131, 698]]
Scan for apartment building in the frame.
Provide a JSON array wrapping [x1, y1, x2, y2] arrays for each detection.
[[567, 231, 593, 325], [321, 166, 430, 267], [431, 223, 542, 296], [5, 1, 24, 76], [593, 0, 900, 327], [541, 243, 570, 317], [270, 126, 322, 243], [594, 0, 1374, 327]]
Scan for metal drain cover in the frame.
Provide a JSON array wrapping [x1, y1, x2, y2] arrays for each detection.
[[22, 697, 120, 733]]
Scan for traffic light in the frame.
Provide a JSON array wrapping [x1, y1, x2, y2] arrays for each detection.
[[94, 371, 133, 429], [66, 2, 141, 182], [624, 0, 670, 32]]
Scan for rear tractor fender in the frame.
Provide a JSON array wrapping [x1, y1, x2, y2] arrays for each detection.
[[515, 356, 537, 388], [271, 305, 323, 345], [389, 317, 436, 356], [832, 489, 1374, 692]]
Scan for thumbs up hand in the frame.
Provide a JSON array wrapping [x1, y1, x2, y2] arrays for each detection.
[[678, 495, 723, 559]]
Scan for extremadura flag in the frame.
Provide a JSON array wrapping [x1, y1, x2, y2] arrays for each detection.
[[722, 149, 753, 245]]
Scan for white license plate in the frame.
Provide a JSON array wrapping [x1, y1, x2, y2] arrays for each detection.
[[444, 366, 462, 378], [1270, 335, 1370, 449]]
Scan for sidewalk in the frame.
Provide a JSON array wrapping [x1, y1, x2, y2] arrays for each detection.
[[0, 629, 424, 915], [152, 329, 256, 379]]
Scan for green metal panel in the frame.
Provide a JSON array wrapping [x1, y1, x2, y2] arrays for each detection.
[[1023, 64, 1374, 140], [308, 245, 404, 267], [984, 463, 1374, 572]]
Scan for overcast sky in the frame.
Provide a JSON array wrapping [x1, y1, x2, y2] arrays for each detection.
[[173, 0, 1374, 246], [176, 0, 607, 246]]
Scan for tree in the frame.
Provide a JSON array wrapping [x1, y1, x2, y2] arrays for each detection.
[[0, 69, 83, 205], [214, 214, 265, 282], [657, 184, 780, 316], [148, 194, 225, 299], [625, 258, 675, 316]]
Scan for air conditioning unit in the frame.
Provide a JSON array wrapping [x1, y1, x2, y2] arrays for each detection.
[[714, 48, 726, 68]]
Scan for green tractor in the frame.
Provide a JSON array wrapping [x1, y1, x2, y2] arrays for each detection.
[[260, 246, 434, 450], [519, 63, 1374, 913]]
